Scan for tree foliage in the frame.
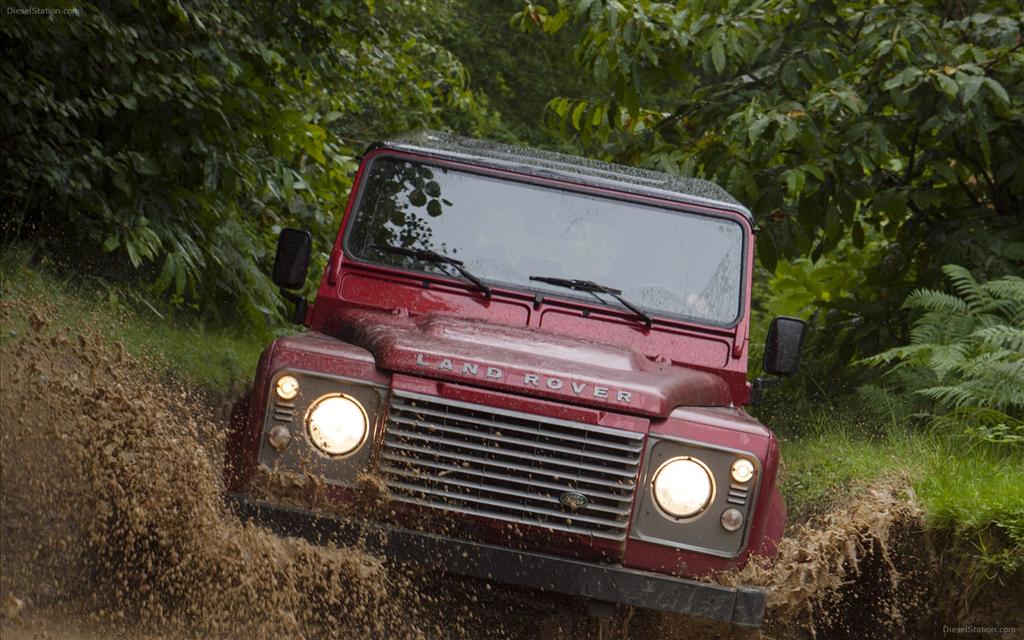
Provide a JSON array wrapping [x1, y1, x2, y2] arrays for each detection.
[[1, 0, 496, 327], [519, 0, 1024, 355], [443, 0, 588, 146]]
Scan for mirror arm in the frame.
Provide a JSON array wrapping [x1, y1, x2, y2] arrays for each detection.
[[750, 377, 783, 406], [280, 289, 309, 325]]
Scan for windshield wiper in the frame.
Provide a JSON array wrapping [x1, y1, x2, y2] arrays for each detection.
[[528, 276, 652, 328], [374, 244, 492, 299]]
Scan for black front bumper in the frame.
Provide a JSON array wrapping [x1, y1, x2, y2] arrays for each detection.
[[227, 495, 766, 629]]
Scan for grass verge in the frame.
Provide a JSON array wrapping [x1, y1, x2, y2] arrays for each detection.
[[1, 248, 263, 395], [778, 410, 1024, 575]]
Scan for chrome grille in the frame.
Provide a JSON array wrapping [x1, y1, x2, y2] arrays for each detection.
[[379, 390, 645, 540]]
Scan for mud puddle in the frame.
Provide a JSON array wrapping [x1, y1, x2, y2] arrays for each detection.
[[1, 303, 1016, 639]]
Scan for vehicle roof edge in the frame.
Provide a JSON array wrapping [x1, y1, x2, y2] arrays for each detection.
[[364, 131, 753, 222]]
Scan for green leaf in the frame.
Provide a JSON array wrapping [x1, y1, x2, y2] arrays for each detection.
[[977, 122, 991, 169], [711, 39, 725, 73], [166, 1, 188, 24], [126, 241, 141, 267], [757, 229, 778, 273], [983, 78, 1010, 106], [544, 9, 570, 33], [961, 75, 983, 104], [804, 164, 825, 181], [882, 74, 904, 91], [575, 0, 595, 14], [571, 101, 587, 130], [622, 86, 639, 116], [784, 169, 806, 199], [552, 97, 570, 118], [781, 61, 799, 90], [134, 155, 161, 176], [748, 117, 770, 144], [852, 222, 864, 249], [935, 73, 958, 99]]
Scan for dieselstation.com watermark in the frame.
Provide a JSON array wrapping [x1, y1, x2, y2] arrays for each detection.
[[943, 625, 1018, 635], [6, 6, 81, 16]]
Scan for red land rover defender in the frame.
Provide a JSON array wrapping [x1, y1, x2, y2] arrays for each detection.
[[225, 132, 806, 629]]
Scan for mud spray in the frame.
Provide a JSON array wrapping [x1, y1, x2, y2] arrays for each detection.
[[1, 304, 1018, 639]]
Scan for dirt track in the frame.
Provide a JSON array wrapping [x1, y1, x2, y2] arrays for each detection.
[[1, 303, 1020, 639]]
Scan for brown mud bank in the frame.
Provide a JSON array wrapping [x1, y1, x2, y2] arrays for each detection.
[[1, 305, 1019, 639]]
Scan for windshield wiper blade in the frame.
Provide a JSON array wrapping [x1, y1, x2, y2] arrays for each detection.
[[528, 276, 652, 328], [374, 244, 492, 299]]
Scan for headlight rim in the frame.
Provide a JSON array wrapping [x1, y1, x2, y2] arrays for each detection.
[[730, 457, 756, 484], [275, 374, 300, 400], [650, 455, 717, 521], [304, 392, 370, 458]]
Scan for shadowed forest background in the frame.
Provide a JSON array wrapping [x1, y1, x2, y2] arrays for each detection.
[[2, 0, 1022, 614]]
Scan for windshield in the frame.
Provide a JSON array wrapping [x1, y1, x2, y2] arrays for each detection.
[[346, 157, 746, 326]]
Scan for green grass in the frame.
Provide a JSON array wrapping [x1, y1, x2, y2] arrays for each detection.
[[780, 425, 921, 519], [1, 248, 263, 395], [917, 445, 1024, 575], [778, 409, 1024, 573]]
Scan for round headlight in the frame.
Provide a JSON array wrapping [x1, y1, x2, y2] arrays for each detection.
[[731, 458, 755, 484], [306, 394, 369, 457], [652, 457, 715, 519], [276, 375, 300, 400]]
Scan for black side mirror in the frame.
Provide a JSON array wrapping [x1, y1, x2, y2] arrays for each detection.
[[272, 228, 312, 290], [763, 316, 807, 377], [272, 228, 312, 324]]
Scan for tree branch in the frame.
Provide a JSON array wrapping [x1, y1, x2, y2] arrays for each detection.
[[904, 125, 920, 185]]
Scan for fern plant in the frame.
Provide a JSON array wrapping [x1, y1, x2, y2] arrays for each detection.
[[860, 265, 1024, 443]]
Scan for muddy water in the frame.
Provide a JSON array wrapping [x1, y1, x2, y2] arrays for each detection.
[[0, 306, 433, 639], [724, 482, 930, 638], [0, 305, 1008, 639]]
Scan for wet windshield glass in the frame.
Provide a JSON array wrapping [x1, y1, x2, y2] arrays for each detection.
[[346, 158, 746, 326]]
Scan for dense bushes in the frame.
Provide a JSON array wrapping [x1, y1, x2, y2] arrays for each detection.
[[862, 265, 1024, 444], [1, 0, 495, 328]]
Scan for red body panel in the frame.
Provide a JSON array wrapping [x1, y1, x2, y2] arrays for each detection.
[[225, 145, 786, 580], [324, 306, 732, 416]]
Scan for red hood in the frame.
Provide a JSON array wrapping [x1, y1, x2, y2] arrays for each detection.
[[329, 308, 731, 418]]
